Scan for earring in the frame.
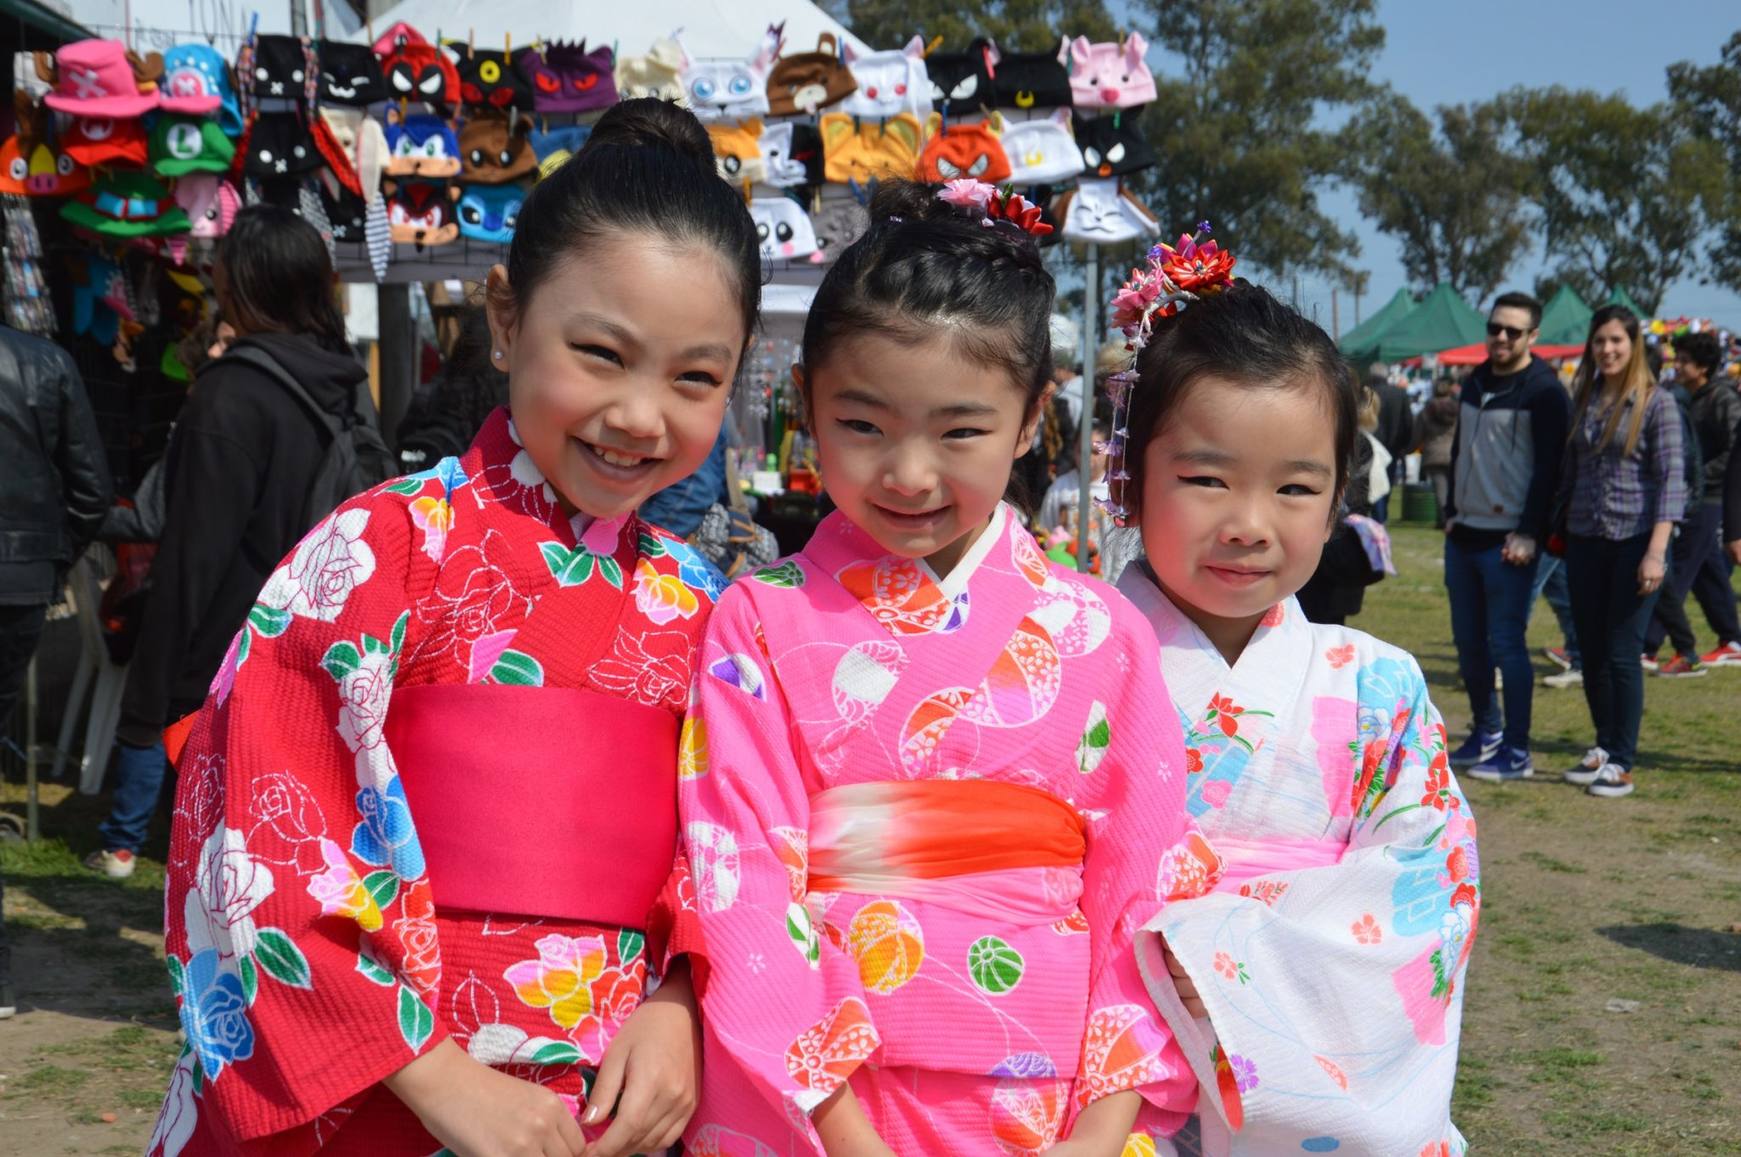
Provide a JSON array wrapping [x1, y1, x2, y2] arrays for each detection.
[[492, 350, 504, 362]]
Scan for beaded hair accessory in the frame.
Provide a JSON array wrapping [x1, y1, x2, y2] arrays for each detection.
[[1100, 221, 1236, 523], [934, 178, 1054, 238]]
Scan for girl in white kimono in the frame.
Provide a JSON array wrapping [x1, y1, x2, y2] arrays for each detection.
[[1102, 232, 1479, 1156]]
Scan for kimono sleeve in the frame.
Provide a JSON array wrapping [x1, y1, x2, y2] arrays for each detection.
[[160, 495, 448, 1146], [679, 586, 878, 1140], [1066, 619, 1200, 1138], [643, 848, 705, 977], [1139, 654, 1478, 1155]]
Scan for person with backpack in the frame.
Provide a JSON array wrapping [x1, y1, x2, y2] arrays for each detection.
[[88, 206, 392, 878]]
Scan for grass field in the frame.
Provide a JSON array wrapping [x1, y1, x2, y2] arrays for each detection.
[[1, 523, 1738, 1153]]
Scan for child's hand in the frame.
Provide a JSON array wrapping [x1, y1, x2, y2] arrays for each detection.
[[1047, 1090, 1142, 1155], [581, 960, 701, 1157], [1162, 940, 1209, 1019], [813, 1083, 897, 1157], [385, 1038, 586, 1157]]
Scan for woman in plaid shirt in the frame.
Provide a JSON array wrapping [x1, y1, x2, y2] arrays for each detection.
[[1555, 305, 1686, 799]]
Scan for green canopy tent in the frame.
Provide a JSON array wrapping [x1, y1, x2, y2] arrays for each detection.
[[1339, 287, 1418, 363], [1367, 283, 1488, 361], [1537, 285, 1593, 345], [1602, 287, 1649, 318]]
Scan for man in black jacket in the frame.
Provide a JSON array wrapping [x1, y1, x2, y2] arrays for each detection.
[[1366, 363, 1414, 522], [0, 324, 115, 1015]]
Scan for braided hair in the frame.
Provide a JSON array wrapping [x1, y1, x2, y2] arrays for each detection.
[[799, 180, 1056, 409]]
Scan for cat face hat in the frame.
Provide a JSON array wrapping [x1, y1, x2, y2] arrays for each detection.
[[317, 40, 387, 107], [1066, 34, 1156, 111], [518, 41, 617, 115], [839, 36, 929, 121], [679, 31, 778, 123], [448, 43, 533, 110]]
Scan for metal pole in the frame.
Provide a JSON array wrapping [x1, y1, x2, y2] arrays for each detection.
[[1075, 243, 1100, 572], [377, 284, 416, 454], [25, 656, 38, 842]]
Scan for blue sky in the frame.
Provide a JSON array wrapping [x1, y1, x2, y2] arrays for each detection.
[[1133, 0, 1741, 333]]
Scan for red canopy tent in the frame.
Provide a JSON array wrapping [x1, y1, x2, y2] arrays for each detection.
[[1427, 342, 1586, 366]]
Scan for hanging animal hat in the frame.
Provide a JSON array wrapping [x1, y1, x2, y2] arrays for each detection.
[[38, 40, 162, 118], [616, 37, 685, 102], [918, 116, 1010, 183], [317, 106, 387, 199], [457, 183, 523, 243], [62, 170, 190, 237], [447, 41, 533, 110], [766, 32, 856, 117], [374, 23, 459, 108], [839, 36, 929, 121], [163, 173, 239, 263], [60, 114, 149, 168], [0, 93, 89, 197], [819, 112, 923, 185], [1065, 34, 1155, 111], [810, 196, 868, 263], [249, 35, 318, 106], [925, 37, 998, 119], [679, 30, 779, 123], [151, 116, 235, 177], [992, 42, 1072, 111], [240, 111, 326, 178], [708, 120, 766, 185], [383, 179, 459, 249], [384, 108, 462, 178], [459, 111, 535, 184], [750, 196, 818, 265], [517, 41, 617, 116], [759, 122, 823, 189], [320, 181, 371, 244], [1073, 113, 1155, 178], [316, 39, 387, 107], [530, 125, 590, 178], [1053, 177, 1159, 245], [159, 43, 234, 119], [999, 108, 1083, 185]]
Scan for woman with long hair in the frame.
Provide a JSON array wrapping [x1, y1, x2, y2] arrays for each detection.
[[1556, 305, 1686, 799]]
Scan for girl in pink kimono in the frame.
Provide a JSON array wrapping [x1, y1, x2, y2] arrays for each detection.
[[1103, 234, 1479, 1155], [679, 181, 1211, 1155]]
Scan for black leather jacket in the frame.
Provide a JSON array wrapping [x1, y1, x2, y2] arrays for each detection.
[[0, 326, 113, 603]]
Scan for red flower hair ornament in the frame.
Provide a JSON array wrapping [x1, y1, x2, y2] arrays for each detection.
[[934, 178, 1053, 239]]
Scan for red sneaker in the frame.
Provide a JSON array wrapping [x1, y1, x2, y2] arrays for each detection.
[[1640, 652, 1660, 672], [1657, 655, 1708, 678], [1700, 640, 1741, 668]]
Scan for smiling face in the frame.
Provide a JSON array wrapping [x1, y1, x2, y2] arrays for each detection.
[[1486, 304, 1536, 373], [1590, 318, 1632, 382], [1137, 378, 1339, 660], [486, 234, 743, 520], [807, 329, 1040, 575]]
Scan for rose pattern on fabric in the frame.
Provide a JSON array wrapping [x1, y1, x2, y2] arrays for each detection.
[[258, 508, 378, 622], [180, 949, 255, 1079], [193, 825, 275, 959]]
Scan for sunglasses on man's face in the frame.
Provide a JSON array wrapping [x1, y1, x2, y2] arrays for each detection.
[[1486, 322, 1529, 340]]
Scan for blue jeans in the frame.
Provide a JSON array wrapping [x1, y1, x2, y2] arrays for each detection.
[[1566, 534, 1661, 771], [1529, 554, 1582, 668], [1445, 535, 1537, 749], [97, 740, 169, 854], [1645, 502, 1741, 657]]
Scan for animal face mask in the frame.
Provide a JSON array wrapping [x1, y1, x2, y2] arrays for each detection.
[[385, 181, 459, 248], [993, 43, 1072, 110], [0, 95, 89, 197], [449, 43, 532, 110], [518, 41, 617, 115], [1073, 113, 1154, 178], [459, 112, 534, 183], [767, 33, 856, 117], [840, 36, 929, 121], [251, 35, 314, 104], [375, 23, 459, 108], [615, 37, 684, 102], [1001, 109, 1083, 184], [385, 110, 461, 178], [750, 197, 818, 265], [1057, 177, 1158, 244], [1066, 34, 1155, 111], [918, 117, 1010, 183], [820, 112, 922, 186], [317, 40, 386, 107], [926, 38, 998, 118], [457, 183, 523, 243], [680, 34, 777, 123]]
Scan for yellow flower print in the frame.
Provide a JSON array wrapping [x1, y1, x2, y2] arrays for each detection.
[[678, 716, 709, 780], [633, 559, 700, 626], [503, 933, 608, 1029]]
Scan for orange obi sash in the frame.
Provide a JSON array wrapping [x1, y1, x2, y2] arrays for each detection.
[[807, 779, 1086, 923]]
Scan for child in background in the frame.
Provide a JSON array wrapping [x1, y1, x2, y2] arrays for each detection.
[[1107, 233, 1478, 1155], [1037, 398, 1114, 574], [150, 99, 760, 1157], [680, 180, 1209, 1156]]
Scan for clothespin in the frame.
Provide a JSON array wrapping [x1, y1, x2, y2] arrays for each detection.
[[922, 34, 943, 58], [505, 32, 511, 58], [467, 28, 474, 56]]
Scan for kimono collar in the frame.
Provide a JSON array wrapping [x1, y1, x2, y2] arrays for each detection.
[[1116, 563, 1306, 694], [461, 406, 628, 551], [807, 502, 1016, 593]]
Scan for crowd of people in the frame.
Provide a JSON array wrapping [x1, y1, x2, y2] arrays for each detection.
[[0, 87, 1724, 1155]]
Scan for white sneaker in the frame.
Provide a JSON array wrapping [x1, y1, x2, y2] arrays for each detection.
[[1588, 764, 1635, 798], [1563, 747, 1609, 786], [1543, 668, 1584, 689], [82, 848, 136, 879]]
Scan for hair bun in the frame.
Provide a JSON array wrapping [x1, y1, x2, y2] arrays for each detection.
[[582, 97, 716, 171]]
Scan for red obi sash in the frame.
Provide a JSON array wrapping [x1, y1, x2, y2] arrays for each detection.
[[384, 683, 678, 926]]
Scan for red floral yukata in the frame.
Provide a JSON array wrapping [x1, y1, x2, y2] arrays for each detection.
[[148, 409, 719, 1156]]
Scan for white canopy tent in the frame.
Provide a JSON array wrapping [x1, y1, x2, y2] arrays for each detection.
[[355, 0, 867, 58]]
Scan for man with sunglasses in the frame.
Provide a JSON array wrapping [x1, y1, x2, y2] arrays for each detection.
[[1446, 291, 1571, 782]]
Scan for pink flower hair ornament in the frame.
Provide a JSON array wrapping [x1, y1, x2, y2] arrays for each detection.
[[1099, 221, 1236, 524], [933, 179, 1054, 239]]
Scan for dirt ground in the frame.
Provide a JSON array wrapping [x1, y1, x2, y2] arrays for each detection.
[[2, 524, 1739, 1154]]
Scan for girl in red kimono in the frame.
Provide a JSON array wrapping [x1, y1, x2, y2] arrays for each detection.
[[148, 99, 762, 1157]]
